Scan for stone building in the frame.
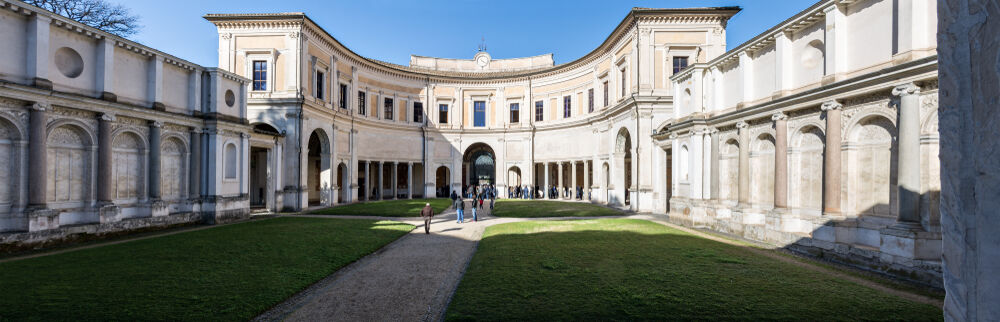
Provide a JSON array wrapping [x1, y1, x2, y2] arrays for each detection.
[[0, 0, 949, 290], [0, 0, 255, 247], [659, 0, 941, 286], [202, 7, 738, 213]]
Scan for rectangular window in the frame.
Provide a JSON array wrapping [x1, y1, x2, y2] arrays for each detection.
[[439, 104, 449, 124], [358, 91, 367, 115], [252, 61, 267, 91], [384, 97, 394, 120], [413, 102, 423, 123], [563, 96, 571, 118], [621, 69, 627, 97], [509, 103, 519, 124], [588, 88, 594, 113], [339, 84, 348, 108], [315, 71, 324, 100], [473, 101, 486, 127], [673, 56, 689, 74], [535, 101, 543, 122], [603, 81, 609, 107]]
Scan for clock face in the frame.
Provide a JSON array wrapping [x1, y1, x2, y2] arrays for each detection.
[[476, 55, 489, 67]]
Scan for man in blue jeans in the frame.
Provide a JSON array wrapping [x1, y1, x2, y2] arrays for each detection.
[[455, 198, 465, 223]]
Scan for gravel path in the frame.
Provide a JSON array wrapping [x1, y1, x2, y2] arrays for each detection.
[[257, 199, 520, 322]]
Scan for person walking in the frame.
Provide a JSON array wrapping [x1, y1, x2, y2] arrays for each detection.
[[455, 197, 465, 223], [420, 203, 434, 234], [472, 201, 478, 222], [489, 197, 495, 213]]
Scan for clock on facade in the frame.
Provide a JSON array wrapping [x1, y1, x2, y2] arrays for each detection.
[[474, 52, 491, 68]]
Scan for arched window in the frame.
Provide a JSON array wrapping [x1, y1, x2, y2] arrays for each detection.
[[224, 143, 238, 179]]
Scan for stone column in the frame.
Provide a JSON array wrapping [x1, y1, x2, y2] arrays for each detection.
[[773, 112, 788, 208], [148, 121, 162, 201], [96, 113, 115, 204], [189, 128, 201, 199], [391, 162, 398, 199], [557, 162, 564, 199], [377, 161, 383, 199], [821, 101, 842, 215], [365, 161, 371, 200], [893, 83, 922, 226], [710, 128, 720, 200], [27, 103, 48, 207], [543, 162, 550, 199], [571, 161, 578, 198], [407, 162, 413, 199], [736, 121, 750, 205], [584, 161, 591, 200]]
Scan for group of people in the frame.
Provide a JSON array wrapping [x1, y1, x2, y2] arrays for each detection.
[[450, 185, 495, 224]]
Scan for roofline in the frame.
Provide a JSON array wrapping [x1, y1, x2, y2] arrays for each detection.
[[204, 6, 741, 80]]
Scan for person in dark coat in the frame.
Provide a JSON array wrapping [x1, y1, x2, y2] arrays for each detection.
[[420, 203, 434, 234]]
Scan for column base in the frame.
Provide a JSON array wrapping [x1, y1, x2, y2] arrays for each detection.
[[880, 223, 942, 261], [26, 206, 59, 232], [149, 200, 168, 217], [97, 202, 121, 224]]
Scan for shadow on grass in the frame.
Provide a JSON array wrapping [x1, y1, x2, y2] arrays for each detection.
[[445, 219, 942, 321], [0, 217, 413, 321]]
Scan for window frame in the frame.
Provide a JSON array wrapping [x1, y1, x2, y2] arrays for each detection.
[[473, 100, 486, 127], [603, 80, 609, 107], [534, 100, 544, 122], [563, 95, 571, 118], [588, 88, 594, 113], [384, 97, 394, 120], [439, 103, 449, 124], [315, 70, 325, 101], [413, 102, 424, 123], [251, 60, 268, 91], [673, 56, 689, 75], [358, 90, 367, 116], [339, 84, 348, 109], [509, 102, 519, 124]]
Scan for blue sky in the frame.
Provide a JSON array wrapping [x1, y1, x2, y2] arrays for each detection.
[[124, 0, 816, 67]]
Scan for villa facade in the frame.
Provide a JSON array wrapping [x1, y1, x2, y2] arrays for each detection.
[[0, 0, 941, 287]]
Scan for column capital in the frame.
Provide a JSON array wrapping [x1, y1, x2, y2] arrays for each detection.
[[98, 113, 116, 122], [820, 100, 843, 111], [668, 132, 678, 139], [708, 127, 719, 134], [148, 120, 163, 128], [240, 133, 251, 139], [29, 102, 48, 111], [735, 121, 749, 129], [771, 112, 787, 122], [891, 83, 921, 97]]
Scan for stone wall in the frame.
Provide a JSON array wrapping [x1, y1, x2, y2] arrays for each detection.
[[937, 0, 1000, 320]]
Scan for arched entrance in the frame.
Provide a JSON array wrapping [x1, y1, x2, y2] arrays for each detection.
[[306, 130, 330, 206], [435, 166, 451, 197], [462, 143, 495, 189]]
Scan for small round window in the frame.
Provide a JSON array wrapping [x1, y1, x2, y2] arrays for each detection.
[[54, 47, 84, 78], [225, 89, 235, 107]]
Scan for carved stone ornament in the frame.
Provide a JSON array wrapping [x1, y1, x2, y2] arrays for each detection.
[[891, 83, 920, 97], [771, 112, 787, 122], [149, 120, 163, 128], [735, 121, 749, 129], [30, 103, 48, 111], [668, 132, 678, 139], [820, 100, 843, 111], [98, 113, 116, 122]]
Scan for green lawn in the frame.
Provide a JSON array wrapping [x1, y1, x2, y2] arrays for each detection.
[[446, 219, 942, 321], [310, 198, 451, 217], [0, 217, 413, 321], [491, 199, 623, 217]]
